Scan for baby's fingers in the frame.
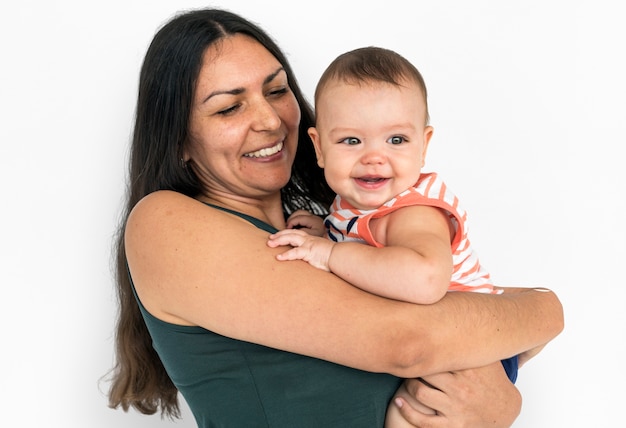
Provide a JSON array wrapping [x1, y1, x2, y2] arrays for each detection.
[[275, 248, 306, 261], [267, 230, 307, 248]]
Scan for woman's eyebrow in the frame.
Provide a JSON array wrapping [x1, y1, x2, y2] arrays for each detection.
[[264, 67, 285, 85], [202, 88, 243, 104], [202, 67, 285, 104]]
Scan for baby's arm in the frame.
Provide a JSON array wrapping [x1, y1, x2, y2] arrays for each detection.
[[329, 205, 452, 304], [269, 205, 453, 304]]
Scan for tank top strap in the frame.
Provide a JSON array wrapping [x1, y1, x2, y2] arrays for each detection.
[[204, 203, 278, 233]]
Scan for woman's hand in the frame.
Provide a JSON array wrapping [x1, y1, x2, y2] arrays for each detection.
[[396, 362, 521, 427]]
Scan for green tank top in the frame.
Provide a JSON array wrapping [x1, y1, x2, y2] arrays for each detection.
[[133, 204, 402, 427]]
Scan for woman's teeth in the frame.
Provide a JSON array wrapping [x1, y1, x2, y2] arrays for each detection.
[[244, 142, 283, 158]]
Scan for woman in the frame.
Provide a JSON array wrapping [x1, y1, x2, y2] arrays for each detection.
[[107, 8, 563, 427]]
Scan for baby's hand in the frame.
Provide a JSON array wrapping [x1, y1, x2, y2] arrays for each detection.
[[286, 210, 325, 237], [267, 229, 335, 271]]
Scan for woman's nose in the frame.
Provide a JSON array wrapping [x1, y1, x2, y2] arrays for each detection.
[[251, 98, 281, 131]]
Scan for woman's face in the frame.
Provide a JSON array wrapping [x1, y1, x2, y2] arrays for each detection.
[[185, 34, 301, 202]]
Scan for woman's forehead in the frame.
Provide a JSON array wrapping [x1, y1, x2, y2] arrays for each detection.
[[197, 34, 282, 88]]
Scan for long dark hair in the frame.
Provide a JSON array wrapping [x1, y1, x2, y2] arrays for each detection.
[[107, 8, 333, 417]]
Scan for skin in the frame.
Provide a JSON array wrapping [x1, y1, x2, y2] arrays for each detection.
[[312, 80, 432, 211], [268, 77, 519, 426], [394, 363, 523, 427], [125, 34, 563, 426], [268, 79, 454, 304], [183, 35, 299, 227], [270, 78, 449, 425]]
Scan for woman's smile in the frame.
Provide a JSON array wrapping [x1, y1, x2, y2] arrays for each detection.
[[243, 141, 284, 158]]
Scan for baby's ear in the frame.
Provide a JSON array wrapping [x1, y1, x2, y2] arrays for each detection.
[[421, 126, 434, 166], [307, 127, 325, 168]]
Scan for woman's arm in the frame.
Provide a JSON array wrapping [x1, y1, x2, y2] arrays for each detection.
[[126, 191, 564, 378]]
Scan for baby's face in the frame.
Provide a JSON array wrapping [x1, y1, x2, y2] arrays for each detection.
[[309, 79, 433, 210]]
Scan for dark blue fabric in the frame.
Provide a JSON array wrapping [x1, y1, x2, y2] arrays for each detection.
[[501, 356, 519, 383]]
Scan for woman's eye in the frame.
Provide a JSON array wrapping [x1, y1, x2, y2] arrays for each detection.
[[268, 87, 289, 97], [340, 137, 361, 145], [388, 136, 405, 145], [217, 104, 240, 116]]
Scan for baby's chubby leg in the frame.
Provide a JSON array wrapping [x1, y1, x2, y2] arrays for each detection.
[[385, 380, 436, 428]]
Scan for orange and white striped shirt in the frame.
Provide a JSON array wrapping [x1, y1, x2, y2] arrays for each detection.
[[325, 172, 499, 294]]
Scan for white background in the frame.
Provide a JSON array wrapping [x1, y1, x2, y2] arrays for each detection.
[[2, 0, 624, 426]]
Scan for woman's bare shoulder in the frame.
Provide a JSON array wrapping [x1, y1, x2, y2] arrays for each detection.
[[128, 190, 201, 223], [126, 190, 232, 239]]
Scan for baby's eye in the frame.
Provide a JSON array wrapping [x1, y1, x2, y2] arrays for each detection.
[[388, 136, 406, 145], [340, 137, 361, 145]]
